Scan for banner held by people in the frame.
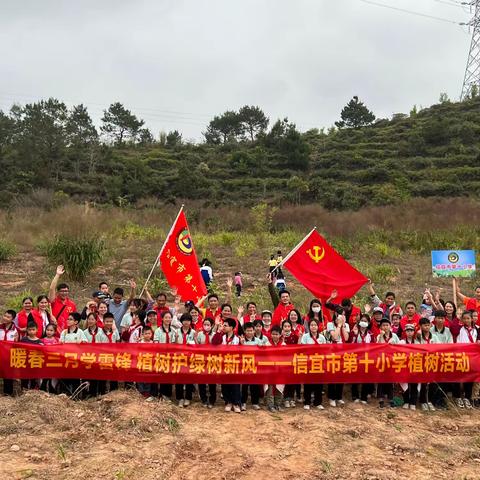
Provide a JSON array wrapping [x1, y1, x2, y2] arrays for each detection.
[[1, 342, 477, 384], [278, 228, 368, 300]]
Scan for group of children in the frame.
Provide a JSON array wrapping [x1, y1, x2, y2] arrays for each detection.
[[1, 264, 480, 413]]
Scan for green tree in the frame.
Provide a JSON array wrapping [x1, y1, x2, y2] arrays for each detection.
[[137, 128, 154, 146], [101, 102, 144, 145], [335, 96, 375, 129], [286, 175, 309, 204], [166, 130, 182, 147], [204, 110, 243, 144], [238, 105, 269, 141]]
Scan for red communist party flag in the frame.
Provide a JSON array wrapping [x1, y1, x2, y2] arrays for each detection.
[[159, 207, 207, 302], [283, 228, 368, 299]]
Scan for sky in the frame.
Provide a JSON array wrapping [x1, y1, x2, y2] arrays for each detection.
[[0, 0, 474, 141]]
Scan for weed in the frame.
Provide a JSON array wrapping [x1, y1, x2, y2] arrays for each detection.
[[6, 290, 34, 311], [318, 459, 332, 474], [114, 469, 126, 480], [117, 222, 164, 241], [41, 235, 105, 281], [0, 239, 15, 261], [57, 444, 67, 462], [165, 417, 180, 432]]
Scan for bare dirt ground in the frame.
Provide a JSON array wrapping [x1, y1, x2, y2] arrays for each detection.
[[1, 390, 480, 480]]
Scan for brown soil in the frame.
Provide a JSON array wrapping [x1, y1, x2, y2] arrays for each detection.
[[1, 390, 480, 480]]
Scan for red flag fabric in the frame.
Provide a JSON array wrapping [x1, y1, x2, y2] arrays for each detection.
[[159, 208, 207, 302], [283, 228, 367, 300]]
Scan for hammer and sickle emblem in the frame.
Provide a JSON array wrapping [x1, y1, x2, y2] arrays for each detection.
[[307, 246, 325, 263]]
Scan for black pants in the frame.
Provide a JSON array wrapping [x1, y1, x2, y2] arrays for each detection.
[[88, 380, 106, 397], [241, 384, 260, 405], [304, 384, 323, 406], [236, 285, 241, 297], [403, 383, 418, 405], [21, 379, 38, 390], [284, 384, 301, 400], [160, 384, 173, 398], [453, 382, 474, 400], [221, 384, 241, 406], [109, 381, 118, 392], [378, 383, 393, 400], [352, 383, 372, 402], [175, 384, 194, 401], [419, 384, 430, 404], [40, 378, 56, 394], [199, 384, 217, 405], [328, 384, 344, 401], [3, 379, 14, 395], [61, 379, 81, 396]]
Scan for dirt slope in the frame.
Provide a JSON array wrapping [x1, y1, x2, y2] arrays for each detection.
[[1, 390, 480, 480]]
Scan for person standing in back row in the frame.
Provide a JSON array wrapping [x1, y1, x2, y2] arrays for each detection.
[[48, 265, 77, 332]]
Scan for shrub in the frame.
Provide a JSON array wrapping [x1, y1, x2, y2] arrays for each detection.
[[0, 239, 15, 261], [6, 290, 34, 311], [42, 235, 105, 281]]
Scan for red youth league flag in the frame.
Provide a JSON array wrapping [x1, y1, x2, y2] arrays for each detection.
[[283, 228, 368, 300], [159, 207, 207, 302]]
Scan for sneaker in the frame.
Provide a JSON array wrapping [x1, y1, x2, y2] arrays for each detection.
[[379, 400, 385, 408], [162, 396, 172, 403], [146, 396, 155, 402], [183, 399, 190, 407], [329, 399, 336, 407], [252, 404, 261, 410], [276, 406, 284, 412], [225, 403, 232, 412], [464, 399, 473, 409], [202, 402, 208, 408], [316, 404, 325, 410], [337, 399, 345, 406], [421, 403, 429, 411], [233, 405, 241, 413], [455, 398, 465, 409], [241, 404, 247, 411], [304, 405, 310, 410], [207, 404, 214, 409], [290, 400, 296, 408], [178, 399, 185, 408], [354, 399, 360, 404], [409, 404, 416, 411], [402, 403, 409, 410], [361, 400, 367, 405], [427, 402, 436, 412], [268, 406, 276, 413], [284, 400, 291, 408]]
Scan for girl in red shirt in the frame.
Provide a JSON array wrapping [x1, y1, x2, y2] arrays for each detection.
[[16, 297, 34, 336]]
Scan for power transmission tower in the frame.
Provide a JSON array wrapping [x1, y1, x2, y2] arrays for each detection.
[[461, 0, 480, 100]]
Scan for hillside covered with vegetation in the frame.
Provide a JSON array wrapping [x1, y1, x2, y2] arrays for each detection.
[[0, 94, 479, 210]]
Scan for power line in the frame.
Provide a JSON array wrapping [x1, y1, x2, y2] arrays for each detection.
[[359, 0, 466, 25]]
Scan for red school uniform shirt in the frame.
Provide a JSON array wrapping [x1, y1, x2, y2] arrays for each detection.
[[154, 306, 171, 327], [464, 297, 480, 317], [400, 313, 421, 332], [282, 332, 299, 345], [272, 303, 295, 326], [51, 297, 76, 331]]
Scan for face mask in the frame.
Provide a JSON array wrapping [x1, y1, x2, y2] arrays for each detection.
[[312, 307, 321, 313], [359, 321, 369, 328]]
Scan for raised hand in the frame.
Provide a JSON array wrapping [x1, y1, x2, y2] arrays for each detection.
[[330, 289, 338, 300], [226, 277, 233, 288], [56, 265, 65, 276]]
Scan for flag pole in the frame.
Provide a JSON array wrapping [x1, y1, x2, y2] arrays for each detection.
[[139, 205, 184, 298], [271, 226, 317, 274]]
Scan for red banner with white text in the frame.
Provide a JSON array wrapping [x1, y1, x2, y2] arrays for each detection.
[[0, 343, 479, 384]]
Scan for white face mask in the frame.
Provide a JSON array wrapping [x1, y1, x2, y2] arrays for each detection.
[[359, 321, 369, 328], [312, 307, 321, 313]]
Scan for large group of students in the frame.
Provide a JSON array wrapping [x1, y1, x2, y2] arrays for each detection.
[[1, 262, 480, 414]]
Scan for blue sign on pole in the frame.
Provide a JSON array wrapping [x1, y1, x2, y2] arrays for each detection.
[[431, 250, 476, 278]]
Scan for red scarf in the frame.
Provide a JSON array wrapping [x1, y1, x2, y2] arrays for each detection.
[[466, 326, 475, 344], [311, 333, 320, 344], [422, 332, 431, 344], [226, 334, 235, 344], [203, 331, 210, 345], [89, 327, 98, 343], [104, 330, 113, 343]]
